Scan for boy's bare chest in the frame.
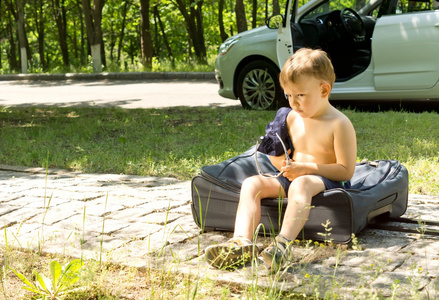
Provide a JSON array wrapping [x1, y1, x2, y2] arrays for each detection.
[[289, 119, 334, 157]]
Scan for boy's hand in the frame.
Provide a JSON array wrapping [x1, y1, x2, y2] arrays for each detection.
[[281, 160, 305, 181]]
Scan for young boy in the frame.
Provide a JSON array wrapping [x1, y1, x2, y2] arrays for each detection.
[[205, 48, 357, 270]]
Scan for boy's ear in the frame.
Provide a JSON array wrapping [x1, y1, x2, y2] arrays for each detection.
[[321, 82, 331, 98]]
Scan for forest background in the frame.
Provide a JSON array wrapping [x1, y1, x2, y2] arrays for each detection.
[[0, 0, 288, 74]]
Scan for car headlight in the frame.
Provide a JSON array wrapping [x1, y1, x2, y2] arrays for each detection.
[[218, 37, 241, 56]]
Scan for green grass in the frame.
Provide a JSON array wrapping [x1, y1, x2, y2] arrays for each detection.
[[0, 106, 437, 195]]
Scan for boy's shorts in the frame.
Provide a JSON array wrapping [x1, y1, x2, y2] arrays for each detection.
[[276, 175, 351, 195]]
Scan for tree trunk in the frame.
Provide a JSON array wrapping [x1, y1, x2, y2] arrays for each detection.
[[273, 0, 280, 15], [174, 0, 206, 62], [139, 0, 152, 69], [116, 0, 129, 62], [52, 0, 70, 66], [235, 0, 247, 33], [81, 0, 104, 72], [35, 0, 47, 71], [153, 3, 173, 61], [193, 0, 206, 60], [218, 0, 228, 42], [252, 0, 257, 28], [16, 0, 28, 73], [6, 12, 19, 71]]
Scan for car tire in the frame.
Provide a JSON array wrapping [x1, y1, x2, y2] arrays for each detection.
[[237, 60, 288, 110]]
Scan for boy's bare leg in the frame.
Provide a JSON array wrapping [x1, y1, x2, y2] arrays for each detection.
[[233, 175, 286, 241], [279, 175, 325, 241], [205, 175, 284, 268]]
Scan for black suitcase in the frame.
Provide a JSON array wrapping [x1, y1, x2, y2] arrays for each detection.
[[191, 147, 409, 243]]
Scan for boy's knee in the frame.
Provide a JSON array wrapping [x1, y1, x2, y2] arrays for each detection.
[[241, 176, 264, 195], [289, 176, 312, 190], [242, 176, 259, 189], [288, 175, 324, 198]]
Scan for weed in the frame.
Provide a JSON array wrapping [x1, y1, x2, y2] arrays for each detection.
[[416, 213, 427, 238], [12, 259, 84, 299], [317, 219, 333, 245]]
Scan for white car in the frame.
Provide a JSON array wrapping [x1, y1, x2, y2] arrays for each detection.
[[214, 0, 439, 110]]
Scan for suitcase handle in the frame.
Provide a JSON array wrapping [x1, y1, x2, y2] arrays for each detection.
[[367, 204, 393, 223]]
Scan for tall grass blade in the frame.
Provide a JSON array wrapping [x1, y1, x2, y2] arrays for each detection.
[[99, 192, 109, 267]]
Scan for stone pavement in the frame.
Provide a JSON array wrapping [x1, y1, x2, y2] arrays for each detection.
[[1, 165, 439, 299]]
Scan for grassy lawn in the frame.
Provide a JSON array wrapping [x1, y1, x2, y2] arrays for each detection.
[[0, 105, 437, 195]]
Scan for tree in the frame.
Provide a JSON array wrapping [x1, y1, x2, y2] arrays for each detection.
[[218, 0, 228, 42], [5, 0, 30, 73], [29, 0, 47, 71], [51, 0, 69, 67], [81, 0, 105, 72], [273, 0, 280, 15], [139, 0, 152, 69], [117, 1, 130, 62], [4, 7, 19, 71], [252, 0, 257, 28], [235, 0, 246, 33], [153, 2, 173, 60], [173, 0, 206, 62]]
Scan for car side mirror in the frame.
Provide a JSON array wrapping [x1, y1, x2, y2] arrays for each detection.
[[266, 14, 284, 29]]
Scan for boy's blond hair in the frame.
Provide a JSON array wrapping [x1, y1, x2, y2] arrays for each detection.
[[279, 48, 335, 89]]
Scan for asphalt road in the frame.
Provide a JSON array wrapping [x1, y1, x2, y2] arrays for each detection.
[[0, 79, 241, 109], [1, 79, 438, 112]]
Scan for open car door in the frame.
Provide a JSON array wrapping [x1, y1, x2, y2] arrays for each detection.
[[276, 0, 296, 68]]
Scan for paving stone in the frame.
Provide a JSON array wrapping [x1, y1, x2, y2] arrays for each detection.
[[0, 205, 20, 217], [106, 207, 149, 221], [0, 193, 26, 203], [370, 270, 431, 297], [136, 212, 185, 225], [38, 208, 80, 226], [356, 229, 415, 252], [134, 200, 184, 215], [0, 223, 41, 246], [420, 278, 439, 299], [15, 226, 93, 252], [110, 222, 162, 240], [55, 214, 104, 232], [81, 198, 125, 217], [169, 203, 193, 215], [106, 194, 151, 207], [144, 215, 201, 253], [399, 253, 439, 277], [401, 238, 439, 255], [338, 249, 409, 272], [0, 207, 43, 227]]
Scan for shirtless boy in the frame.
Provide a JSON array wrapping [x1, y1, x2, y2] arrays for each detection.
[[205, 48, 357, 270]]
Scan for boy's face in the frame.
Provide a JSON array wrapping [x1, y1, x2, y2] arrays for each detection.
[[283, 75, 331, 118]]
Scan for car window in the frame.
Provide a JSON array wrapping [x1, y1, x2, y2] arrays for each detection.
[[301, 0, 374, 19], [394, 0, 435, 13], [377, 0, 438, 15]]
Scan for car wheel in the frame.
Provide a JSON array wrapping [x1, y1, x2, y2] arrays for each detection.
[[237, 60, 287, 110]]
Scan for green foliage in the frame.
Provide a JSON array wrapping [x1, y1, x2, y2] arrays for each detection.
[[0, 0, 298, 73], [12, 259, 84, 299]]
